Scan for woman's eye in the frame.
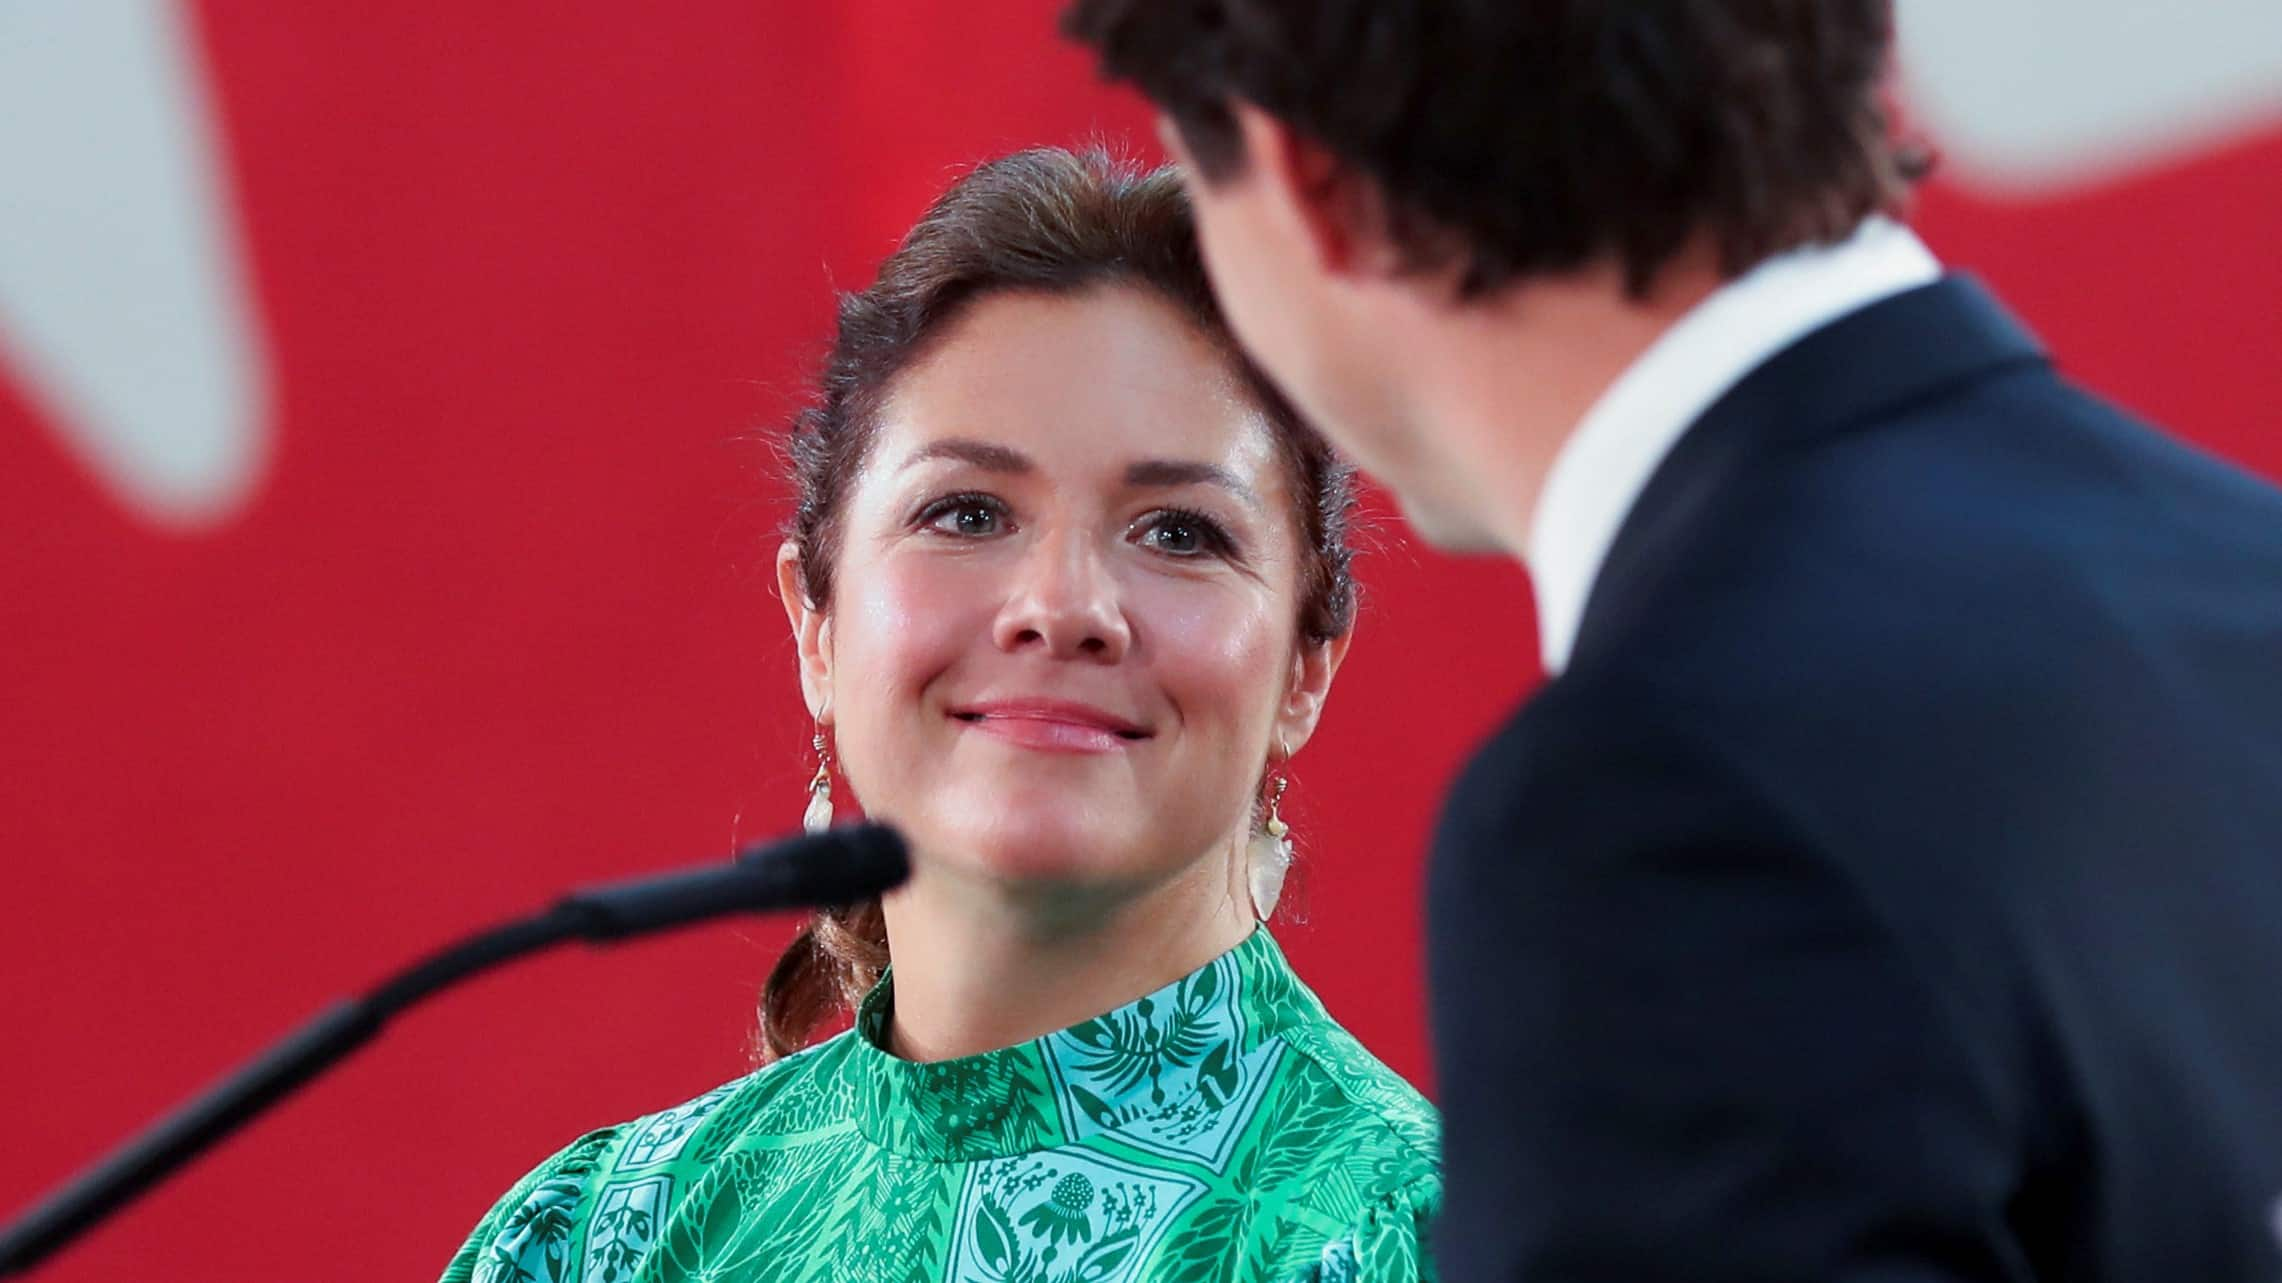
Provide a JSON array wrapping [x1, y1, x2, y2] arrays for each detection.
[[1144, 520, 1202, 554], [921, 497, 1008, 538], [1135, 510, 1228, 558]]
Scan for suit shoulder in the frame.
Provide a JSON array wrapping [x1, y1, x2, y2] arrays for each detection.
[[1440, 675, 1788, 854]]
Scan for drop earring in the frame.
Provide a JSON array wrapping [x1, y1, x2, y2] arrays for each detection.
[[1247, 769, 1293, 921], [802, 723, 834, 835]]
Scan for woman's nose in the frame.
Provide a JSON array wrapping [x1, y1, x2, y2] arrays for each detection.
[[991, 528, 1132, 663]]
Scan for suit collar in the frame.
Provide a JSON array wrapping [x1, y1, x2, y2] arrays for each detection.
[[1530, 219, 1942, 673], [1567, 275, 2050, 669]]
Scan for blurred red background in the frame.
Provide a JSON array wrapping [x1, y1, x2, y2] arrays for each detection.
[[2, 4, 2275, 1278]]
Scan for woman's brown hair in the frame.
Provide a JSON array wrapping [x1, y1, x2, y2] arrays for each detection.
[[758, 146, 1359, 1061]]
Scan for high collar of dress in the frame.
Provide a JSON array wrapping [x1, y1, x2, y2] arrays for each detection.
[[847, 927, 1309, 1163]]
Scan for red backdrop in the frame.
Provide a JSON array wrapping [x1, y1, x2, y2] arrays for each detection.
[[2, 5, 2275, 1278]]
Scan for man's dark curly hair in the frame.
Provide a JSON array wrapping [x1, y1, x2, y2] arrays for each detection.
[[1064, 1, 1930, 298]]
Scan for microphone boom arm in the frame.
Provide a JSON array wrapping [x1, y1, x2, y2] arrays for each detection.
[[0, 824, 907, 1276]]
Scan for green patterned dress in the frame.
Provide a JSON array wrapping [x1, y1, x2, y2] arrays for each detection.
[[440, 929, 1439, 1283]]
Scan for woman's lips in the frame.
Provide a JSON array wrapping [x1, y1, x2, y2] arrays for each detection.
[[949, 700, 1151, 754]]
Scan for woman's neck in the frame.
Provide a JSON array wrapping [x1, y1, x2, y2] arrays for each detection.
[[876, 852, 1254, 1063]]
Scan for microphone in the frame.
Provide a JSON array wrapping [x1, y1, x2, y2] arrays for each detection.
[[0, 823, 909, 1277], [560, 822, 909, 938]]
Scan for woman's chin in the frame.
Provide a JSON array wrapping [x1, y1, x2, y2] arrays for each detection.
[[916, 815, 1157, 890], [960, 835, 1130, 886]]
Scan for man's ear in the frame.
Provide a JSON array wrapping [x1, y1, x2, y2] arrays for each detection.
[[776, 540, 833, 723], [1228, 100, 1411, 281]]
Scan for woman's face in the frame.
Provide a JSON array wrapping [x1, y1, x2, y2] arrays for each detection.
[[781, 285, 1344, 901]]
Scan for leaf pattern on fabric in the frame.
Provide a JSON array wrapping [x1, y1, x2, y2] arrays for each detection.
[[686, 1075, 771, 1167], [890, 1052, 1061, 1159], [1250, 1068, 1358, 1197], [620, 1082, 738, 1170], [1160, 1191, 1249, 1282], [448, 1128, 621, 1283], [1275, 1018, 1438, 1168], [436, 930, 1440, 1283], [654, 1169, 749, 1281], [838, 1155, 957, 1283], [1291, 1179, 1439, 1283], [583, 1177, 667, 1283], [1043, 949, 1285, 1172], [484, 1179, 579, 1283]]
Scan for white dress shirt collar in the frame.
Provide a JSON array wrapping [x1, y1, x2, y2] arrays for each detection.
[[1526, 216, 1942, 674]]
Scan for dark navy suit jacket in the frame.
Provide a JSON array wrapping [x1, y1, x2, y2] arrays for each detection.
[[1430, 277, 2282, 1281]]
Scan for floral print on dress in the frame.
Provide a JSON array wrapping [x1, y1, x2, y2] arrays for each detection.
[[946, 1151, 1205, 1283]]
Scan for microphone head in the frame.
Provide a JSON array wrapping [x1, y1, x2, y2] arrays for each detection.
[[745, 822, 909, 906], [556, 824, 912, 941]]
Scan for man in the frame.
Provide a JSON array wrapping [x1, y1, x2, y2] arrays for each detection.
[[1065, 3, 2282, 1280]]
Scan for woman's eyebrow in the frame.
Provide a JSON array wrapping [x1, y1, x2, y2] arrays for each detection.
[[897, 438, 1033, 474], [1124, 459, 1262, 513]]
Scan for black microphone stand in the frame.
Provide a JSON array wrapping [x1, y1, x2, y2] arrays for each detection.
[[0, 824, 906, 1276]]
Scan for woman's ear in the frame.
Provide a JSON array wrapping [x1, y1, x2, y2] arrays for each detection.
[[776, 540, 833, 722], [1271, 630, 1353, 759]]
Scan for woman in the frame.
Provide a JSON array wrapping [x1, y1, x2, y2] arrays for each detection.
[[441, 148, 1438, 1283]]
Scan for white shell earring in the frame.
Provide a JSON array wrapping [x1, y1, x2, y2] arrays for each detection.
[[1247, 771, 1293, 921], [801, 724, 834, 835]]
